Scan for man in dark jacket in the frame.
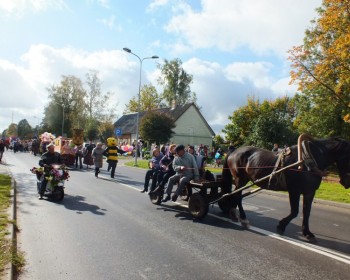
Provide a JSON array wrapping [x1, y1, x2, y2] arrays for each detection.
[[38, 143, 63, 199]]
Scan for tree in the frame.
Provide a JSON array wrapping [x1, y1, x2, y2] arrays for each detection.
[[139, 111, 175, 145], [123, 84, 164, 114], [98, 121, 114, 144], [7, 123, 18, 138], [222, 96, 261, 147], [85, 69, 118, 122], [86, 119, 99, 141], [17, 119, 33, 139], [288, 0, 350, 133], [157, 58, 196, 106], [44, 75, 87, 137], [223, 96, 298, 148]]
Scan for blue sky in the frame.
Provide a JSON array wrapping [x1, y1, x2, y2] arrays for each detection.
[[0, 0, 322, 135]]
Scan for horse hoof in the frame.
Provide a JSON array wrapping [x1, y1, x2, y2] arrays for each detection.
[[240, 219, 250, 229], [276, 225, 285, 235], [304, 233, 317, 243], [229, 208, 239, 222]]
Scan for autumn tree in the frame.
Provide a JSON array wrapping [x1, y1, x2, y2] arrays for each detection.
[[288, 0, 350, 136], [139, 111, 175, 145], [123, 84, 164, 114], [157, 59, 196, 106], [7, 123, 18, 137]]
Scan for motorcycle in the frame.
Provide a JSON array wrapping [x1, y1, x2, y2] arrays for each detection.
[[32, 164, 69, 201]]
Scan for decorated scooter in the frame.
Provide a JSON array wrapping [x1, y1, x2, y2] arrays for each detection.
[[31, 164, 69, 201]]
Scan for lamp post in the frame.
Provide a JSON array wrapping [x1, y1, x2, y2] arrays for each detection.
[[123, 47, 159, 166], [61, 104, 65, 137]]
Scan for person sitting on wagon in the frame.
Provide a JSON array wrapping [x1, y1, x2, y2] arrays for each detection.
[[151, 144, 177, 194], [162, 144, 199, 203], [140, 148, 163, 193]]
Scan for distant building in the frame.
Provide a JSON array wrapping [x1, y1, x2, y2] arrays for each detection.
[[114, 102, 215, 147]]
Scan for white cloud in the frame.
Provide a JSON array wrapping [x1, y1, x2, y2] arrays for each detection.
[[97, 15, 122, 31], [165, 0, 321, 57], [224, 62, 273, 88], [0, 45, 145, 132], [147, 0, 169, 12], [183, 57, 296, 133], [0, 0, 67, 17]]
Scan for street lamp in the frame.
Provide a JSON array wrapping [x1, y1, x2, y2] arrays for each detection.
[[123, 47, 159, 166]]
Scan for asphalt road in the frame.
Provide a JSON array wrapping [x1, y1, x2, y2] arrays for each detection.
[[3, 151, 350, 280]]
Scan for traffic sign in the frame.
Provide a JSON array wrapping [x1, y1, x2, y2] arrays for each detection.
[[115, 128, 122, 136]]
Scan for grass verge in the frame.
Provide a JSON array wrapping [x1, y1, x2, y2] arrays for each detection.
[[124, 160, 350, 204], [0, 174, 25, 278]]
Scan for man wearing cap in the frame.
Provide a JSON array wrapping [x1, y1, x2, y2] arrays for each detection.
[[162, 144, 199, 203], [38, 143, 63, 199]]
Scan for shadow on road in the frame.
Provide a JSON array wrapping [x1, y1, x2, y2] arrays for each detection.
[[61, 194, 107, 215]]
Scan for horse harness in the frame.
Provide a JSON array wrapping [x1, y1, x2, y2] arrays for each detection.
[[267, 147, 290, 190]]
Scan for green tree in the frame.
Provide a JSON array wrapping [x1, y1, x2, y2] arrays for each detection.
[[43, 75, 86, 137], [86, 119, 99, 141], [288, 0, 350, 134], [99, 121, 115, 144], [292, 91, 348, 138], [17, 119, 33, 139], [223, 96, 298, 148], [123, 84, 164, 114], [157, 58, 196, 106], [139, 111, 175, 145], [222, 96, 261, 147]]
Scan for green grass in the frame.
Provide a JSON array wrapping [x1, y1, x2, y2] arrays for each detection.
[[124, 160, 350, 204], [0, 175, 25, 278], [0, 174, 12, 276]]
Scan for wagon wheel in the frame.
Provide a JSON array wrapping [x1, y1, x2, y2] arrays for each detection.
[[149, 192, 163, 205], [188, 193, 209, 219], [218, 196, 235, 213]]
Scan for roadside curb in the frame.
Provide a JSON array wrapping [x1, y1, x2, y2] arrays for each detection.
[[259, 189, 350, 210], [0, 161, 15, 280]]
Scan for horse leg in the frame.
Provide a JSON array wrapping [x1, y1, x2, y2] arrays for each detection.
[[237, 194, 249, 228], [302, 191, 316, 241], [229, 191, 249, 228], [277, 192, 300, 235]]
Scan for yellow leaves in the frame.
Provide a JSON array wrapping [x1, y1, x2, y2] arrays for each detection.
[[343, 113, 350, 123]]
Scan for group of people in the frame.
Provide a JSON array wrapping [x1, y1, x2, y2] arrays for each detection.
[[140, 144, 206, 203], [37, 138, 126, 198]]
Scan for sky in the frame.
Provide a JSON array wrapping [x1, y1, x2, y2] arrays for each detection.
[[0, 0, 323, 136]]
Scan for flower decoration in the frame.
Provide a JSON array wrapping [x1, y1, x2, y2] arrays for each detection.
[[31, 165, 70, 184]]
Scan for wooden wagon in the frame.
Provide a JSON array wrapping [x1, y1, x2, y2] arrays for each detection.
[[149, 160, 302, 220]]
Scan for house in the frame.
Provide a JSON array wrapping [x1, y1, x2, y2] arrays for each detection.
[[114, 102, 215, 147]]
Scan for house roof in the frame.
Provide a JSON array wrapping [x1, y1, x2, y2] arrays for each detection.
[[114, 103, 215, 136]]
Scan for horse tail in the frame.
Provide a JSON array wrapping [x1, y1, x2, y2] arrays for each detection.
[[222, 151, 233, 193]]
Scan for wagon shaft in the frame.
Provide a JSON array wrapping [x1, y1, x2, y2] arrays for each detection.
[[210, 160, 303, 205]]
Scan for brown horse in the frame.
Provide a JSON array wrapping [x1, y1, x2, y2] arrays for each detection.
[[222, 137, 350, 241]]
